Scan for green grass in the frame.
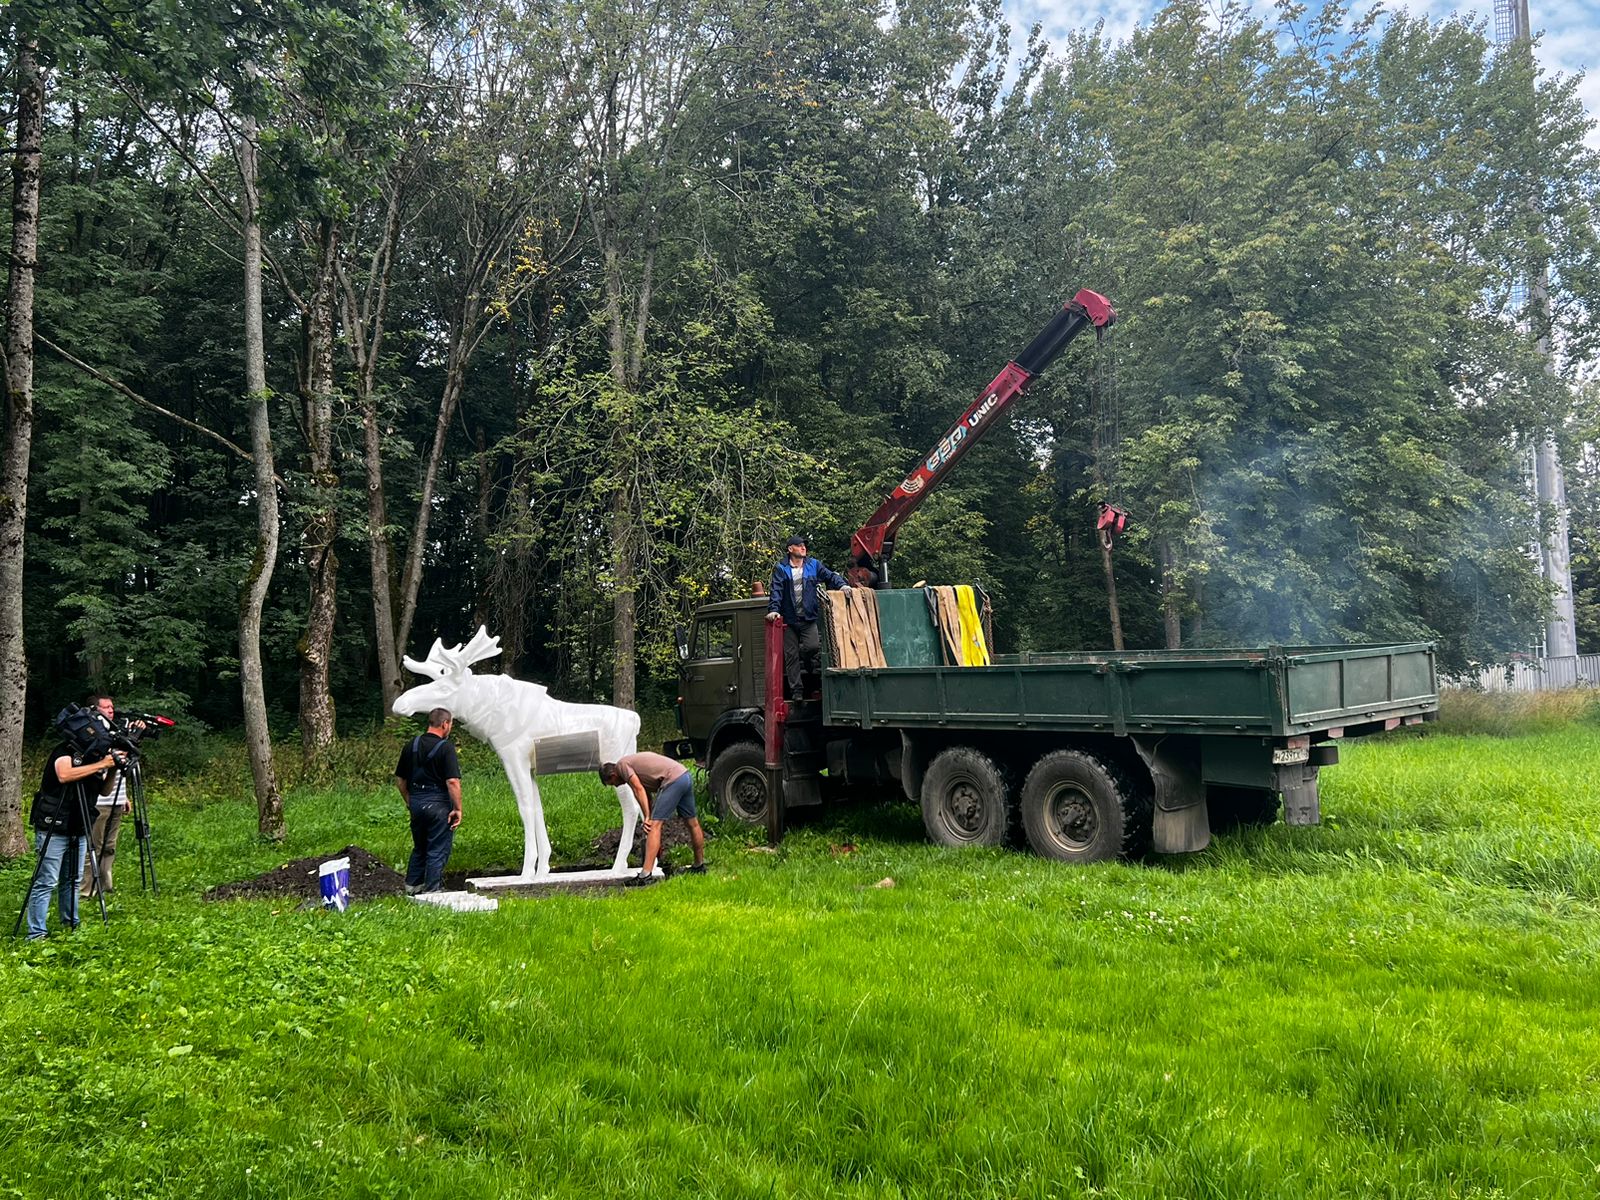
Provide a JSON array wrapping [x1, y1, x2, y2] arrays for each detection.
[[4, 725, 1600, 1199]]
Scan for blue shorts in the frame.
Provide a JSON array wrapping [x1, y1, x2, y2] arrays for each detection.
[[649, 772, 696, 822]]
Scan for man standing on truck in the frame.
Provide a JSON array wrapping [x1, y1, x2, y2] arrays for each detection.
[[765, 534, 850, 700], [600, 753, 706, 885]]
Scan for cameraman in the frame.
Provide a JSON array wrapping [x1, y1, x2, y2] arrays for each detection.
[[26, 737, 118, 940], [78, 693, 142, 898]]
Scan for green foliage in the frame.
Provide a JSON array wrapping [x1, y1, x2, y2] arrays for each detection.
[[10, 0, 1600, 738]]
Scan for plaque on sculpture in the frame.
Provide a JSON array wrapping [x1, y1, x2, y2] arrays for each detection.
[[528, 731, 603, 775]]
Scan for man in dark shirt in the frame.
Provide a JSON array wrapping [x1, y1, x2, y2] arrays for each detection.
[[394, 707, 463, 894], [26, 741, 117, 939]]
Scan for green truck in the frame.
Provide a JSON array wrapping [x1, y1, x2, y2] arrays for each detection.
[[668, 289, 1439, 861], [670, 594, 1438, 862]]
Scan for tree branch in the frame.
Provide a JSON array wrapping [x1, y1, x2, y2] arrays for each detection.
[[38, 333, 281, 484]]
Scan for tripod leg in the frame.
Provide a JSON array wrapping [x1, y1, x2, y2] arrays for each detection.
[[129, 763, 156, 895], [72, 787, 109, 928]]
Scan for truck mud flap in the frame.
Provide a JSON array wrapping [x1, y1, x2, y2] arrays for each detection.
[[1278, 762, 1321, 825], [1131, 735, 1211, 854]]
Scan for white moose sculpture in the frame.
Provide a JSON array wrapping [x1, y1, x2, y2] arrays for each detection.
[[392, 627, 644, 881]]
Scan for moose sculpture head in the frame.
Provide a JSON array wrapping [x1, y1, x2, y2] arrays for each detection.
[[392, 627, 644, 880], [394, 627, 504, 718]]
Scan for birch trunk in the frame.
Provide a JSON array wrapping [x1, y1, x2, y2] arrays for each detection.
[[395, 351, 466, 662], [1100, 536, 1125, 651], [297, 222, 340, 765], [346, 188, 405, 708], [0, 39, 43, 857], [237, 112, 285, 840], [1159, 536, 1182, 650]]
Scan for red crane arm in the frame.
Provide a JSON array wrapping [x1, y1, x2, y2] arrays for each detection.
[[848, 288, 1116, 586]]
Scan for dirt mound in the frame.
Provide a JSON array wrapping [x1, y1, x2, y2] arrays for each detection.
[[592, 819, 700, 864], [205, 845, 406, 903], [206, 826, 701, 903]]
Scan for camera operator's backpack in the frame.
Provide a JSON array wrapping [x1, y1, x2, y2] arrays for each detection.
[[30, 787, 73, 833], [30, 747, 80, 834]]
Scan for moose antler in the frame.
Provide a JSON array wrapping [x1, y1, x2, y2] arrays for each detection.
[[402, 636, 450, 679], [433, 626, 502, 675]]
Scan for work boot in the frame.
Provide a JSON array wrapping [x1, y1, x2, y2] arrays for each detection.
[[624, 874, 660, 888], [684, 863, 708, 875]]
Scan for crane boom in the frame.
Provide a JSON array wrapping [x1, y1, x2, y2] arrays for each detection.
[[848, 288, 1116, 586]]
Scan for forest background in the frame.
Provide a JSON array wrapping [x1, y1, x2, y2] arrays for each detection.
[[0, 0, 1597, 852]]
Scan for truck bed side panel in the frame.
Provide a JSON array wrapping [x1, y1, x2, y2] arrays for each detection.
[[824, 643, 1438, 737], [1281, 644, 1438, 730]]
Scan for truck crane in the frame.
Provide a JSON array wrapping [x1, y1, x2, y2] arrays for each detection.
[[847, 289, 1118, 587]]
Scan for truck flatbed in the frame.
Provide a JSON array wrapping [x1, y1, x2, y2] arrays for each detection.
[[824, 643, 1438, 739]]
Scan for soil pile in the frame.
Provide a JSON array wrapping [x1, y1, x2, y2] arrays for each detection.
[[205, 845, 406, 903], [592, 819, 700, 864], [206, 825, 702, 903]]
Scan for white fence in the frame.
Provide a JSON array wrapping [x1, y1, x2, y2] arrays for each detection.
[[1454, 655, 1600, 693]]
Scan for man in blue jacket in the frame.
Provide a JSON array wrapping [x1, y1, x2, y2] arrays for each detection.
[[765, 535, 850, 700]]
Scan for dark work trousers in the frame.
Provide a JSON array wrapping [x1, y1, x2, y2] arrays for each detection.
[[406, 791, 455, 890], [783, 621, 822, 699]]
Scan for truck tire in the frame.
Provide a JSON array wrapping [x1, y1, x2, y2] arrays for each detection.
[[1020, 750, 1149, 863], [921, 747, 1011, 848], [710, 741, 770, 826]]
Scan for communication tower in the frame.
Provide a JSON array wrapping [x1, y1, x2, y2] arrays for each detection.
[[1495, 0, 1577, 658]]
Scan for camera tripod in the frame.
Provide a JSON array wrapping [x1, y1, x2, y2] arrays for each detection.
[[116, 754, 158, 896]]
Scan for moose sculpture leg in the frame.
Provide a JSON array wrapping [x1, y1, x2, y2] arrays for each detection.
[[394, 626, 653, 883], [496, 748, 553, 879]]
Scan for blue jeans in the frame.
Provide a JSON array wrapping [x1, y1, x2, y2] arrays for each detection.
[[407, 793, 455, 890], [26, 830, 86, 940]]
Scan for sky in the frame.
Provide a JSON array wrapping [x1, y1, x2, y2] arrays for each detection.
[[1001, 0, 1599, 148]]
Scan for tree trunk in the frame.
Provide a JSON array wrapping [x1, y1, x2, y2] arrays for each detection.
[[1159, 536, 1182, 650], [395, 354, 466, 662], [237, 111, 285, 840], [297, 221, 340, 766], [363, 395, 402, 708], [0, 39, 43, 858], [346, 187, 405, 709], [601, 239, 641, 710], [610, 485, 637, 709], [1100, 535, 1125, 651]]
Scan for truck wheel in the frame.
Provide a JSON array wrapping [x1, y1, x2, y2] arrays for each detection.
[[710, 742, 770, 826], [921, 747, 1011, 848], [1020, 750, 1148, 863]]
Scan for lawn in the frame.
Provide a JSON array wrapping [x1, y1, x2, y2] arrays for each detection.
[[2, 717, 1598, 1199]]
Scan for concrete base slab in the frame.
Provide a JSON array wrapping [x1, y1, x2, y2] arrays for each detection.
[[468, 866, 664, 893], [409, 890, 499, 913]]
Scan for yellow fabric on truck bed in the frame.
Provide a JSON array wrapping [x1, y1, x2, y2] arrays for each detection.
[[927, 585, 992, 666]]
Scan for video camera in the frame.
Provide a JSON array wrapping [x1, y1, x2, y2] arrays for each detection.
[[51, 705, 176, 763], [115, 711, 175, 746]]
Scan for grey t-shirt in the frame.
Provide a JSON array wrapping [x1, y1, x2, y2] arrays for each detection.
[[790, 563, 804, 610]]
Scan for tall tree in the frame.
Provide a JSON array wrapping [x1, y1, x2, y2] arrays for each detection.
[[0, 25, 46, 855], [555, 0, 748, 708]]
